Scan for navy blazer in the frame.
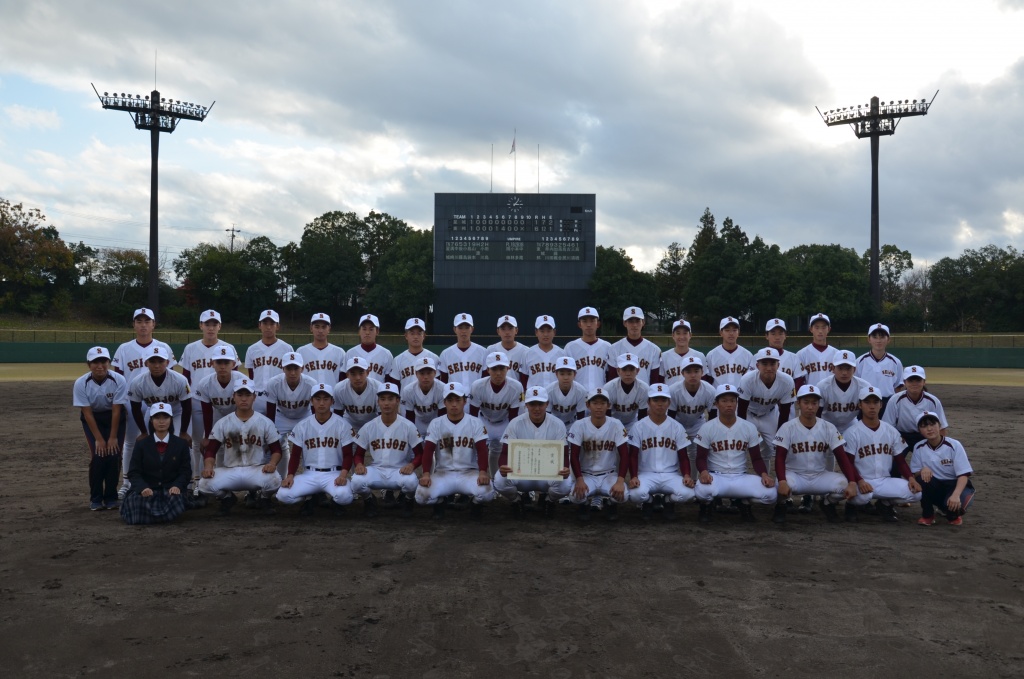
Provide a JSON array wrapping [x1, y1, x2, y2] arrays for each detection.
[[127, 434, 192, 494]]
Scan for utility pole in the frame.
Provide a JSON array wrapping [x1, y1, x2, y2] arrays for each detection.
[[91, 84, 214, 315], [225, 224, 242, 253]]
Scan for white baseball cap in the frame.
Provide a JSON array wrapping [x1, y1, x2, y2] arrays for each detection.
[[672, 319, 692, 332], [201, 309, 222, 323], [719, 316, 740, 330], [233, 376, 256, 393], [376, 382, 400, 397], [453, 312, 473, 327], [259, 309, 280, 323], [359, 313, 380, 328], [282, 352, 304, 368], [486, 352, 510, 368], [714, 383, 739, 400], [345, 356, 368, 372], [647, 384, 671, 399], [577, 306, 599, 319], [809, 312, 831, 326], [765, 318, 786, 331], [524, 386, 549, 403], [443, 382, 467, 398], [212, 346, 239, 367], [682, 356, 703, 370], [147, 402, 172, 419], [858, 385, 882, 401], [587, 387, 610, 402], [86, 346, 111, 362], [497, 314, 518, 328], [796, 384, 822, 399], [414, 356, 438, 372], [535, 314, 555, 329], [905, 365, 927, 379], [133, 307, 155, 320], [405, 317, 426, 330], [311, 383, 333, 398], [145, 346, 170, 362], [754, 347, 780, 363], [833, 350, 857, 367], [868, 322, 891, 336], [617, 353, 640, 369], [916, 410, 941, 426], [622, 306, 644, 321], [310, 312, 332, 325], [554, 356, 576, 371]]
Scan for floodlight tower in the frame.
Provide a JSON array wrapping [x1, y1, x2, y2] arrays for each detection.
[[816, 91, 938, 312], [91, 84, 214, 315]]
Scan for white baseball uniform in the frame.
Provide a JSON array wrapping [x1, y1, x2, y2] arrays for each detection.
[[564, 338, 615, 390], [558, 416, 629, 504], [627, 416, 695, 505], [198, 412, 283, 497], [668, 379, 717, 468], [737, 370, 796, 460], [400, 379, 446, 436], [347, 343, 394, 383], [749, 349, 804, 384], [112, 338, 176, 480], [601, 377, 649, 434], [816, 376, 873, 434], [545, 381, 588, 427], [127, 370, 192, 430], [883, 390, 949, 438], [773, 418, 851, 501], [73, 371, 129, 413], [350, 415, 423, 498], [296, 342, 347, 387], [797, 344, 838, 390], [660, 348, 708, 387], [494, 412, 572, 501], [520, 344, 567, 389], [265, 373, 317, 477], [390, 349, 440, 390], [469, 376, 524, 474], [610, 338, 661, 384], [910, 437, 973, 480], [244, 338, 294, 415], [332, 377, 382, 432], [856, 352, 905, 398], [277, 413, 356, 506], [485, 342, 528, 377], [194, 373, 237, 432], [180, 340, 237, 477], [842, 419, 920, 506], [439, 343, 488, 392], [693, 417, 776, 504], [415, 414, 496, 505], [705, 345, 754, 387]]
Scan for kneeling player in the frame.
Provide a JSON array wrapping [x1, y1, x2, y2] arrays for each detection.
[[276, 383, 357, 514], [350, 383, 424, 517], [771, 385, 858, 523], [627, 384, 696, 520], [198, 377, 283, 515], [415, 384, 496, 518], [694, 384, 777, 523], [493, 386, 573, 518], [911, 411, 974, 526]]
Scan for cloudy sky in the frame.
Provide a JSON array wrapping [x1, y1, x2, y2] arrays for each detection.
[[2, 0, 1023, 274]]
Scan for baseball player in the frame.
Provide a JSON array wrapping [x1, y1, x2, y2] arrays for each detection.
[[841, 385, 922, 522], [347, 313, 394, 382], [627, 384, 696, 520], [486, 315, 528, 377], [73, 346, 129, 510], [758, 318, 805, 388], [296, 312, 346, 387], [493, 385, 573, 518], [194, 349, 241, 453], [796, 312, 837, 390], [668, 356, 716, 470], [198, 376, 283, 515], [610, 306, 661, 384], [519, 315, 566, 389], [660, 319, 707, 388], [127, 346, 193, 452], [816, 349, 872, 435], [119, 402, 192, 525], [244, 309, 294, 416], [737, 347, 796, 471], [400, 356, 446, 437], [545, 356, 588, 427], [415, 383, 497, 519], [350, 383, 424, 518], [882, 366, 949, 452], [179, 309, 236, 494], [704, 316, 752, 388], [857, 323, 905, 407], [438, 313, 487, 394], [276, 383, 357, 515], [693, 384, 777, 523], [563, 306, 615, 391], [265, 351, 317, 477], [911, 411, 974, 526], [111, 307, 176, 499], [389, 317, 440, 390], [771, 385, 859, 524], [602, 353, 650, 434], [332, 356, 382, 432], [555, 387, 630, 522], [469, 352, 524, 477]]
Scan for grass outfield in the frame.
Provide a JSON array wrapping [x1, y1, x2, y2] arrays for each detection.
[[6, 362, 1023, 386]]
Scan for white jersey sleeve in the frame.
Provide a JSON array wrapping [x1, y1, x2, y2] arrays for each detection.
[[211, 412, 280, 467], [354, 416, 422, 468], [288, 413, 355, 469], [910, 436, 972, 479]]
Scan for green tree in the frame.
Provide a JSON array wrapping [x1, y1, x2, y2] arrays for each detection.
[[295, 212, 365, 312], [588, 246, 657, 330], [241, 236, 285, 318], [359, 211, 414, 281], [0, 198, 75, 314], [653, 241, 687, 321], [95, 248, 149, 305], [778, 244, 870, 326], [363, 229, 435, 326], [928, 245, 1022, 331], [863, 244, 914, 307]]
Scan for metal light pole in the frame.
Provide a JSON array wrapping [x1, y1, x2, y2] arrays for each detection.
[[816, 91, 937, 313], [91, 85, 214, 315]]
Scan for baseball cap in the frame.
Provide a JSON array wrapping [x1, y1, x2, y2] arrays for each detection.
[[376, 382, 400, 397], [443, 382, 467, 398], [359, 313, 380, 328], [233, 376, 256, 393], [754, 347, 780, 363], [535, 314, 555, 329], [719, 316, 740, 330], [905, 365, 926, 379], [622, 307, 644, 321], [714, 384, 739, 400], [672, 319, 692, 332], [133, 307, 155, 321], [282, 352, 304, 368], [617, 353, 639, 369], [858, 385, 882, 401], [404, 317, 426, 331], [647, 384, 671, 399], [86, 346, 111, 362], [833, 350, 857, 367], [916, 410, 941, 426], [809, 313, 831, 326], [554, 356, 576, 372], [486, 352, 510, 368], [796, 384, 822, 399], [497, 314, 518, 328], [414, 356, 437, 372], [201, 309, 222, 323], [258, 309, 280, 323], [310, 312, 332, 325], [868, 322, 890, 336], [145, 346, 170, 362], [311, 383, 333, 398], [682, 356, 703, 370], [345, 356, 368, 372], [765, 318, 787, 331], [212, 346, 239, 366], [577, 306, 599, 319], [453, 312, 473, 327], [147, 402, 172, 419], [524, 386, 549, 403], [587, 387, 610, 402]]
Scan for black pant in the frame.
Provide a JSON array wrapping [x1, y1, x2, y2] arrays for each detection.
[[915, 475, 974, 519], [82, 411, 126, 504]]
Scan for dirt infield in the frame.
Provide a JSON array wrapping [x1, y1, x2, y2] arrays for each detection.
[[1, 381, 1021, 678]]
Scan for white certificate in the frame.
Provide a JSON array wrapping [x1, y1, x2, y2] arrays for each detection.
[[507, 439, 563, 481]]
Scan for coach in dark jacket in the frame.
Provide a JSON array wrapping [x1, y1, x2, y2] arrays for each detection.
[[121, 403, 192, 525]]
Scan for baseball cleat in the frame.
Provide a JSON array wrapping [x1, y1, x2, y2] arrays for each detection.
[[772, 503, 787, 524], [698, 502, 712, 524], [820, 499, 841, 523], [577, 503, 591, 523], [299, 497, 316, 517], [432, 504, 446, 520], [798, 495, 814, 513], [844, 503, 858, 522], [738, 502, 755, 522], [947, 516, 963, 526], [878, 502, 899, 523], [917, 516, 934, 526], [662, 502, 677, 521], [605, 503, 619, 522], [219, 494, 238, 516], [363, 495, 379, 518]]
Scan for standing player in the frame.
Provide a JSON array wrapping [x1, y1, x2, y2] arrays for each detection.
[[883, 366, 949, 452], [332, 356, 381, 432], [112, 307, 176, 499], [759, 318, 805, 388], [602, 353, 650, 434], [816, 349, 872, 435], [668, 356, 716, 471], [389, 317, 439, 390], [857, 323, 905, 410], [797, 312, 837, 390], [911, 412, 974, 526], [400, 356, 446, 437], [127, 347, 193, 451], [415, 383, 497, 519], [661, 320, 707, 388], [297, 312, 346, 387], [73, 346, 129, 510], [265, 351, 317, 477], [771, 385, 858, 523], [520, 315, 566, 389], [563, 307, 615, 391], [350, 383, 424, 518], [469, 352, 524, 477], [705, 316, 753, 387], [486, 315, 528, 378], [545, 356, 588, 427], [737, 348, 796, 473], [627, 384, 696, 520], [611, 306, 661, 384], [244, 309, 294, 416], [693, 384, 777, 523], [438, 313, 487, 393], [194, 349, 241, 454], [347, 313, 394, 382]]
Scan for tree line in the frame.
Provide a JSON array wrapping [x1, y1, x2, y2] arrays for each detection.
[[1, 197, 1020, 332]]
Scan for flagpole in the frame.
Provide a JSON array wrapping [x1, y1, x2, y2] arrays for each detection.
[[513, 128, 517, 193], [537, 143, 540, 193], [490, 144, 493, 192]]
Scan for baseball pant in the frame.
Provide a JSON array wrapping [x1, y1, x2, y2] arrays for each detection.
[[197, 465, 282, 498], [557, 471, 628, 505], [487, 437, 502, 479], [492, 473, 573, 502], [781, 470, 849, 502], [349, 466, 419, 499], [275, 469, 354, 505], [695, 472, 777, 505], [190, 408, 205, 484], [748, 411, 780, 475], [628, 472, 696, 505], [415, 470, 497, 505], [916, 477, 975, 519], [268, 432, 292, 479], [849, 477, 922, 506], [254, 392, 269, 417]]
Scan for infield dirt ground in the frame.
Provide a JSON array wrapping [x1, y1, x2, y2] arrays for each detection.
[[0, 380, 1021, 678]]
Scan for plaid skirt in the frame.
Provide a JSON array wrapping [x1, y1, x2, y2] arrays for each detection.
[[120, 490, 187, 525]]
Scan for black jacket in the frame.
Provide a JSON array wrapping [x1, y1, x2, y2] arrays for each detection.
[[127, 434, 192, 493]]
